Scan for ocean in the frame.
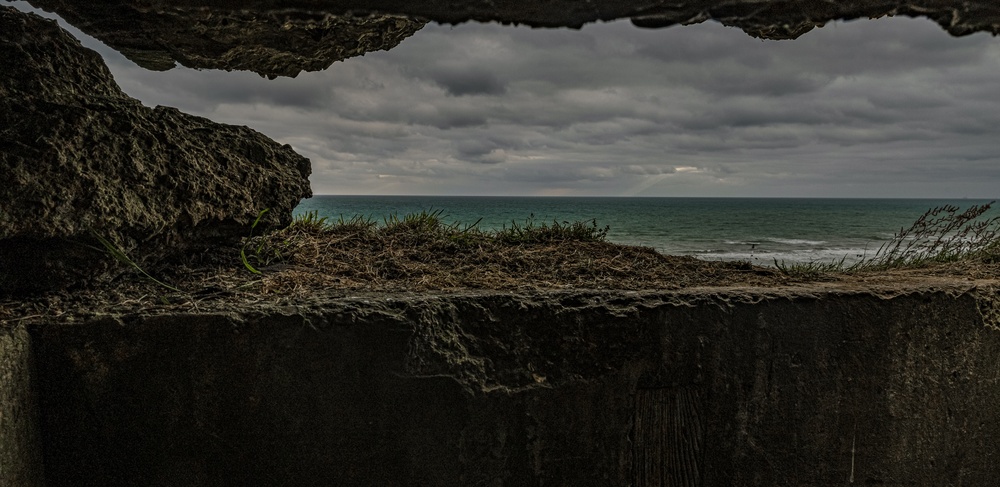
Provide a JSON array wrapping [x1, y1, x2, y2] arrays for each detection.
[[293, 196, 996, 266]]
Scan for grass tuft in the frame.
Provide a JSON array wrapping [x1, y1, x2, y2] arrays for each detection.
[[240, 208, 270, 274], [289, 210, 329, 231], [856, 201, 1000, 270], [776, 201, 1000, 277], [774, 256, 848, 279], [496, 214, 610, 245], [265, 210, 610, 256]]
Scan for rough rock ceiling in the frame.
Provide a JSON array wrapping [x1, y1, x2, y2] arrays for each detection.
[[10, 1, 426, 78], [11, 0, 1000, 78]]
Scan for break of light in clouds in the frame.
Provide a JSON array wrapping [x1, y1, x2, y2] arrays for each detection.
[[12, 2, 1000, 197]]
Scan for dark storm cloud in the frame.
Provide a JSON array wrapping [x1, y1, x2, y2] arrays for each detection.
[[427, 66, 507, 96], [12, 0, 1000, 197], [454, 138, 516, 164]]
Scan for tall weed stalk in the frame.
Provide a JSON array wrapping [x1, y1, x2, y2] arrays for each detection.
[[777, 201, 1000, 277], [859, 201, 1000, 270], [93, 233, 181, 292], [241, 209, 270, 274]]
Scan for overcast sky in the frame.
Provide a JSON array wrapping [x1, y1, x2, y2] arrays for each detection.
[[14, 2, 1000, 197]]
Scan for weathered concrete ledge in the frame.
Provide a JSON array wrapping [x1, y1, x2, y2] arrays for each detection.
[[4, 284, 1000, 485]]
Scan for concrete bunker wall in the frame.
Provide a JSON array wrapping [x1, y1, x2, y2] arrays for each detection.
[[3, 289, 1000, 486], [0, 325, 43, 487]]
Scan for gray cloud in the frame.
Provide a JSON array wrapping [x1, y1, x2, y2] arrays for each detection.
[[10, 0, 1000, 198], [426, 66, 507, 96]]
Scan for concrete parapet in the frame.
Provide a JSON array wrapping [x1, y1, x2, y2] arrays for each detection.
[[4, 288, 1000, 485]]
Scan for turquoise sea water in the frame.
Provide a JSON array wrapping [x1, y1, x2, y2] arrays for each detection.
[[294, 196, 996, 266]]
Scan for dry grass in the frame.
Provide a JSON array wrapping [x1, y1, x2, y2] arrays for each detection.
[[237, 211, 785, 294], [6, 208, 1000, 325], [0, 212, 792, 323]]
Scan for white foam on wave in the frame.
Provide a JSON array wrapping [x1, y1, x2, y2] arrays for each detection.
[[723, 240, 763, 246], [765, 238, 828, 246], [694, 247, 874, 267]]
